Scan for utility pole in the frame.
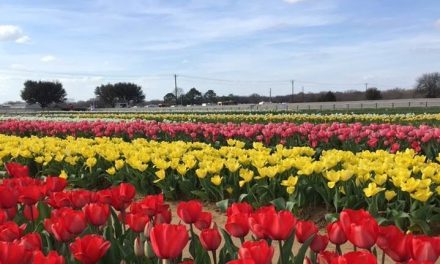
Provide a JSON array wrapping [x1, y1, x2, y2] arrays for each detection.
[[365, 83, 368, 92], [301, 86, 305, 102], [269, 88, 272, 102], [174, 74, 178, 105], [291, 80, 295, 103]]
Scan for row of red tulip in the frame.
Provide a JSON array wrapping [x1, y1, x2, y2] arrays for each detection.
[[1, 119, 439, 152], [0, 167, 439, 263]]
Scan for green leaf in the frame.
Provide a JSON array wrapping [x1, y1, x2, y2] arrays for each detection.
[[191, 190, 210, 201], [271, 197, 286, 211], [216, 199, 229, 213], [294, 234, 315, 264]]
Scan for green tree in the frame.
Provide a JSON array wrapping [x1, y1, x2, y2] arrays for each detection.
[[95, 82, 145, 107], [416, 72, 440, 98], [163, 93, 177, 104], [365, 87, 382, 100], [21, 80, 67, 108], [203, 90, 217, 103], [320, 91, 337, 102], [185, 87, 202, 105]]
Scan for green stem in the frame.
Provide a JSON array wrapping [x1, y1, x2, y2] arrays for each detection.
[[353, 245, 357, 252], [239, 236, 245, 245], [381, 249, 385, 264], [336, 244, 342, 255], [211, 250, 217, 264], [278, 240, 285, 264]]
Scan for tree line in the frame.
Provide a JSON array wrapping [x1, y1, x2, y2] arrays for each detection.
[[19, 72, 440, 108]]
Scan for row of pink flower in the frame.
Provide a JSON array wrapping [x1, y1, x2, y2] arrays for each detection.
[[1, 119, 439, 151], [1, 162, 440, 263]]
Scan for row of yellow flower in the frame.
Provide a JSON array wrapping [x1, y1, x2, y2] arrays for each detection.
[[0, 135, 439, 204], [33, 112, 440, 123]]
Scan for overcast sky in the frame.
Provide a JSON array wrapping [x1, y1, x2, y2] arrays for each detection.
[[0, 0, 439, 102]]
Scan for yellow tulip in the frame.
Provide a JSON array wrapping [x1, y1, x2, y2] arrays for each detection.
[[211, 175, 223, 186]]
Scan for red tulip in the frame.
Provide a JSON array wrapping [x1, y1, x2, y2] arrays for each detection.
[[309, 234, 328, 253], [296, 220, 318, 243], [317, 251, 338, 264], [60, 208, 87, 234], [48, 192, 71, 208], [266, 210, 296, 241], [177, 200, 203, 224], [18, 232, 42, 251], [200, 227, 222, 251], [376, 225, 411, 262], [410, 235, 440, 262], [139, 193, 165, 216], [84, 203, 110, 226], [5, 207, 17, 220], [154, 205, 172, 224], [5, 162, 30, 178], [70, 235, 111, 264], [226, 212, 250, 238], [195, 211, 212, 230], [327, 221, 347, 245], [330, 251, 377, 264], [69, 190, 92, 209], [150, 223, 189, 259], [339, 209, 379, 249], [179, 261, 194, 264], [45, 218, 74, 242], [238, 240, 274, 264], [19, 185, 43, 205], [227, 202, 253, 216], [95, 189, 112, 204], [0, 186, 18, 209], [227, 260, 256, 264], [0, 241, 28, 264], [23, 204, 39, 221], [111, 183, 136, 210], [0, 210, 7, 224], [407, 260, 436, 264], [125, 212, 150, 233], [45, 176, 67, 193], [0, 221, 25, 242], [33, 250, 65, 264], [248, 206, 276, 239]]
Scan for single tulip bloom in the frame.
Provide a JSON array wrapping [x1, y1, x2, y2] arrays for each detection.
[[177, 200, 203, 224], [200, 228, 222, 251], [296, 220, 318, 243], [410, 235, 440, 262], [195, 211, 212, 230], [238, 240, 274, 264], [70, 235, 111, 264], [18, 232, 42, 252], [19, 185, 43, 205], [310, 234, 329, 253], [23, 204, 39, 221], [330, 251, 377, 264], [5, 162, 30, 178], [0, 186, 18, 209], [61, 209, 87, 235], [267, 210, 296, 241], [226, 212, 250, 238], [376, 225, 411, 262], [248, 206, 276, 239], [125, 213, 150, 233], [0, 221, 25, 242], [227, 260, 256, 264], [84, 203, 110, 226], [140, 193, 165, 216], [150, 224, 189, 259], [45, 176, 67, 193], [339, 209, 379, 249], [33, 250, 65, 264], [327, 221, 347, 245], [317, 251, 338, 264], [0, 241, 28, 264], [69, 190, 92, 209], [226, 202, 253, 216]]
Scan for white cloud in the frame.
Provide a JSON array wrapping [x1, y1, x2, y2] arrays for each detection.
[[283, 0, 306, 4], [435, 19, 440, 29], [41, 55, 56, 62], [15, 35, 31, 43], [0, 25, 30, 43]]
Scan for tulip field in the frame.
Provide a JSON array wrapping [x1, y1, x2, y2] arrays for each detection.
[[0, 112, 439, 263]]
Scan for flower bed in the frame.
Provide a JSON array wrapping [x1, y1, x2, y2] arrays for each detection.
[[13, 111, 440, 124], [0, 119, 439, 156], [0, 171, 439, 264], [2, 135, 439, 233]]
